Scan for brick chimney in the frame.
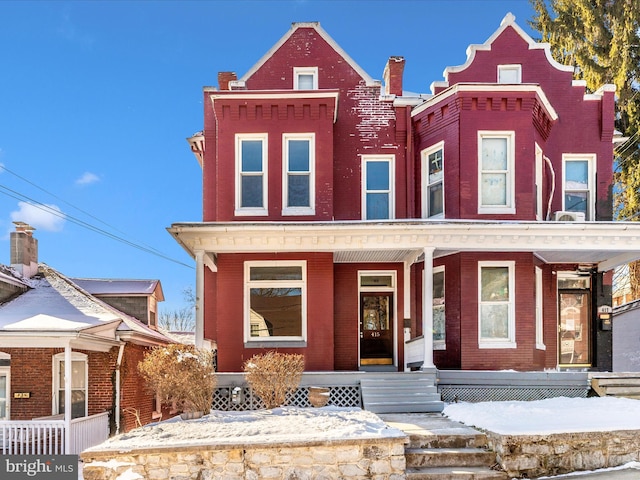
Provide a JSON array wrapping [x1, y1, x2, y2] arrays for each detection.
[[218, 71, 238, 91], [383, 56, 405, 96], [10, 222, 38, 278]]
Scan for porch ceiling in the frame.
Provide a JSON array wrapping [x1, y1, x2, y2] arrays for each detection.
[[167, 220, 640, 272]]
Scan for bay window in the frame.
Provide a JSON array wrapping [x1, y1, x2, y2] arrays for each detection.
[[422, 142, 444, 218], [478, 131, 515, 214]]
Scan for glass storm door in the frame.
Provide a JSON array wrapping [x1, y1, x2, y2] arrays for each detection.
[[0, 373, 7, 420], [360, 293, 394, 365], [559, 291, 591, 366]]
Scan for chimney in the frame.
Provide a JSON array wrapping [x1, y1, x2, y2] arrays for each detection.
[[218, 71, 237, 91], [383, 56, 405, 96], [10, 222, 38, 278]]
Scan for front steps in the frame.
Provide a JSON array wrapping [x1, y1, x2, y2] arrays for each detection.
[[591, 373, 640, 399], [360, 371, 445, 413], [381, 413, 507, 480]]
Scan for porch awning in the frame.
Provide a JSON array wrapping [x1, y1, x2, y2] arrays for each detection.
[[168, 220, 640, 272]]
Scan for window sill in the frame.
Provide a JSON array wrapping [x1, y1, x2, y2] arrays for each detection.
[[478, 341, 517, 349], [245, 341, 307, 349], [235, 208, 268, 217], [434, 343, 446, 351], [536, 343, 546, 351], [282, 208, 315, 216], [477, 207, 516, 215]]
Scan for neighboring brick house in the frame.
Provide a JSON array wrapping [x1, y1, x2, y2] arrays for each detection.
[[169, 14, 640, 374], [0, 223, 173, 452]]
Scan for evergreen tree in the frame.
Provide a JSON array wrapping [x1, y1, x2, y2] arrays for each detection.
[[530, 0, 640, 298]]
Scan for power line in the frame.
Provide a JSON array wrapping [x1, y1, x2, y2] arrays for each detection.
[[0, 180, 194, 270]]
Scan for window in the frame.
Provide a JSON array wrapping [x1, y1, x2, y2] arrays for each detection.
[[498, 64, 522, 84], [0, 352, 9, 420], [563, 154, 595, 220], [433, 267, 445, 349], [53, 352, 87, 419], [244, 261, 306, 344], [235, 134, 268, 216], [478, 131, 515, 214], [422, 142, 444, 218], [293, 67, 318, 90], [283, 134, 315, 215], [478, 262, 516, 348], [362, 155, 394, 220], [536, 266, 545, 350]]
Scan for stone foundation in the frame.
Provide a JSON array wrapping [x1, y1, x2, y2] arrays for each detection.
[[81, 437, 407, 480], [487, 429, 640, 478]]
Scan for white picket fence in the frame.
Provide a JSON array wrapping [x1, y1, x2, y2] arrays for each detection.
[[0, 411, 109, 455]]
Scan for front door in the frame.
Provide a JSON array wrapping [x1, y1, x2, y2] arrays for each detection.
[[559, 290, 591, 366], [360, 293, 394, 365]]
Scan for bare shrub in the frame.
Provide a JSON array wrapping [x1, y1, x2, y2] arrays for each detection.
[[138, 344, 216, 414], [243, 351, 305, 409]]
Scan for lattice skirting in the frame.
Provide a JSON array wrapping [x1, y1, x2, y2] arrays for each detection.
[[439, 386, 589, 403], [212, 385, 362, 411]]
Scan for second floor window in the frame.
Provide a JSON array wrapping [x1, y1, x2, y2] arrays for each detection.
[[362, 155, 394, 220], [283, 134, 315, 215], [563, 154, 595, 220], [478, 131, 515, 214], [236, 134, 268, 216], [422, 142, 444, 218]]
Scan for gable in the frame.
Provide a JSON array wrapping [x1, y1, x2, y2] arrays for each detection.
[[239, 22, 377, 90]]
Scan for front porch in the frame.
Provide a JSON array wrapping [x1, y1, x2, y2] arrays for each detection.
[[0, 411, 109, 455]]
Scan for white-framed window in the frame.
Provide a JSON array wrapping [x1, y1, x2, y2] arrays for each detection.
[[433, 266, 446, 350], [235, 133, 268, 216], [536, 266, 545, 350], [498, 64, 522, 84], [293, 67, 318, 90], [244, 261, 307, 343], [362, 155, 395, 220], [562, 154, 595, 220], [422, 142, 444, 218], [478, 261, 516, 348], [282, 133, 315, 215], [478, 131, 515, 214], [53, 352, 88, 419], [0, 352, 10, 420]]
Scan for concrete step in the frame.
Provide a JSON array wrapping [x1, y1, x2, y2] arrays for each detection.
[[361, 376, 444, 413], [406, 466, 508, 479], [405, 447, 497, 468]]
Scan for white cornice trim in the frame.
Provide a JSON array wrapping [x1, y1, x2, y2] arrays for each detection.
[[168, 220, 640, 272], [412, 83, 557, 120]]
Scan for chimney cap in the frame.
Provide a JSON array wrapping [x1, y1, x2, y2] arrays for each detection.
[[13, 221, 36, 232]]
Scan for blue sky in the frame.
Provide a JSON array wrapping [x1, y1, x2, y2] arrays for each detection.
[[0, 0, 537, 313]]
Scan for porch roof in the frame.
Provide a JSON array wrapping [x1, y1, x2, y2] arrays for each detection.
[[168, 220, 640, 272]]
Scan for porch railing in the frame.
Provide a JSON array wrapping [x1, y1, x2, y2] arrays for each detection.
[[404, 335, 425, 369], [0, 412, 110, 455]]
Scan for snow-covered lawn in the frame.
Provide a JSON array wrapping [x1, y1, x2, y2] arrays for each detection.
[[88, 406, 405, 452], [443, 396, 640, 435]]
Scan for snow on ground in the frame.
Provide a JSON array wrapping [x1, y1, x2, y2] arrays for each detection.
[[87, 406, 405, 452], [444, 396, 640, 435]]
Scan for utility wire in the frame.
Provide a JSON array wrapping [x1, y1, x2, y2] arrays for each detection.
[[0, 182, 194, 269], [0, 164, 172, 258]]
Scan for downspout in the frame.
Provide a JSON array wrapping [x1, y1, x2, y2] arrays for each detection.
[[114, 342, 125, 434], [544, 155, 556, 221]]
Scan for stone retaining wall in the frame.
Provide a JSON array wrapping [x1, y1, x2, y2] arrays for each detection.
[[81, 437, 407, 480], [487, 429, 640, 478]]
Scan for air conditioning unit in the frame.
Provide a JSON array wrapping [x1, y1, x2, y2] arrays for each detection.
[[553, 211, 586, 222]]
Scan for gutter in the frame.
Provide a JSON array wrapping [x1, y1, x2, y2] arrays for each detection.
[[114, 342, 126, 434]]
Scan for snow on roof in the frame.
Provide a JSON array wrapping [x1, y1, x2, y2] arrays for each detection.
[[71, 278, 163, 299], [0, 265, 31, 289], [0, 265, 172, 344]]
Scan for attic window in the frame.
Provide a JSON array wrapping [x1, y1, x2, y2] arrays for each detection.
[[498, 64, 522, 84], [294, 67, 318, 90]]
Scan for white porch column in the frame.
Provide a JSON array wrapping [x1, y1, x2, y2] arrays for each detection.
[[421, 247, 435, 369], [403, 261, 411, 372], [64, 343, 72, 454], [195, 250, 205, 349]]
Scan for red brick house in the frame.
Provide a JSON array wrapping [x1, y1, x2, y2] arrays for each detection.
[[169, 14, 640, 379], [0, 223, 173, 453]]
